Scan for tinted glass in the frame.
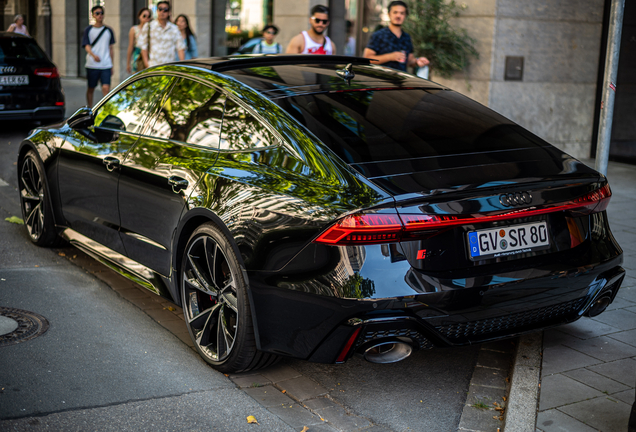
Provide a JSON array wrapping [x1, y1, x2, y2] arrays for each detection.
[[0, 38, 47, 62], [220, 98, 278, 151], [276, 89, 548, 164], [94, 75, 171, 134], [149, 78, 226, 147]]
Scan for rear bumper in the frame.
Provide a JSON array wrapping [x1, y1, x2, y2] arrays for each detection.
[[249, 257, 625, 363], [0, 106, 65, 121]]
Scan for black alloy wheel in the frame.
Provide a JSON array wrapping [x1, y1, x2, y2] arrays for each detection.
[[18, 150, 59, 246], [181, 223, 277, 373]]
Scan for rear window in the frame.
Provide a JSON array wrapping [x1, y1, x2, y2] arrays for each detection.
[[276, 89, 547, 164], [0, 38, 47, 62]]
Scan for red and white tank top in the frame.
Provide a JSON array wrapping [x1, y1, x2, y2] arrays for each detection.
[[301, 31, 333, 55]]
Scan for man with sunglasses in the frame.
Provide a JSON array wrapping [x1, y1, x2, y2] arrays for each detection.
[[363, 0, 429, 72], [286, 5, 336, 55], [137, 1, 185, 68], [81, 5, 115, 107]]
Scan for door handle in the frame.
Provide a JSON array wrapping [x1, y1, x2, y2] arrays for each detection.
[[103, 156, 120, 172], [168, 176, 189, 193]]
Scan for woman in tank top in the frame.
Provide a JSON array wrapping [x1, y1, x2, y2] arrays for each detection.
[[7, 15, 29, 36], [126, 8, 151, 74]]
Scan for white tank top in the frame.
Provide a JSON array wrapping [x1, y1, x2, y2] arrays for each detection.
[[301, 31, 333, 55]]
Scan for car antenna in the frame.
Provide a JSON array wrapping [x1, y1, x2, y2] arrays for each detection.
[[336, 63, 355, 85]]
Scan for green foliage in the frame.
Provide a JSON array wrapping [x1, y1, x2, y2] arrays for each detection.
[[339, 273, 376, 299], [472, 401, 490, 410], [403, 0, 479, 78]]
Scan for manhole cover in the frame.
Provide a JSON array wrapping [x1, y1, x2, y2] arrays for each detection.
[[0, 307, 49, 347]]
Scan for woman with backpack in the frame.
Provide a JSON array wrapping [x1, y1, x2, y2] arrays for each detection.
[[252, 25, 282, 54]]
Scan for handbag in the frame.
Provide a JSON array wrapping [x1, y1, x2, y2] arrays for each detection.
[[135, 23, 151, 71], [134, 48, 144, 72]]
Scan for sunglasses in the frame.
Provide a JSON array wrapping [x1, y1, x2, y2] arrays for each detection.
[[158, 7, 170, 12], [94, 11, 103, 15], [311, 17, 329, 24]]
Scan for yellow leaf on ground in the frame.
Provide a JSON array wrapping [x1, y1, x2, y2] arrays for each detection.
[[246, 415, 259, 424], [5, 216, 24, 225], [58, 252, 66, 257], [281, 390, 286, 394], [300, 427, 309, 432]]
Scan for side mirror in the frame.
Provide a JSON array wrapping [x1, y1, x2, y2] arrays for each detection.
[[99, 114, 126, 131], [68, 106, 94, 130]]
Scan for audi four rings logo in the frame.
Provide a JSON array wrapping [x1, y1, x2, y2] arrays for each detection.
[[499, 192, 532, 207], [1, 66, 17, 74]]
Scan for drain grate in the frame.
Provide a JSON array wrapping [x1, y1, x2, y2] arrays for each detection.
[[0, 307, 49, 347]]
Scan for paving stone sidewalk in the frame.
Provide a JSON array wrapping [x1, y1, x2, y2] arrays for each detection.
[[537, 160, 636, 432]]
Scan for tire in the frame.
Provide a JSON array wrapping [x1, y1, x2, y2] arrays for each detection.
[[180, 223, 278, 373], [18, 150, 59, 247]]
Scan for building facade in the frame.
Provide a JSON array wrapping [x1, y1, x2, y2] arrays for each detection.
[[2, 0, 634, 162]]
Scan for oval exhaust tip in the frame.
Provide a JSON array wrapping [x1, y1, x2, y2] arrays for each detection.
[[363, 342, 412, 364], [585, 294, 613, 318]]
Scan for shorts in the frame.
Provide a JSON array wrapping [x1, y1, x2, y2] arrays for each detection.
[[86, 68, 111, 88]]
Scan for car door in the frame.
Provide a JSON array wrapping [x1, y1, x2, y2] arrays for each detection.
[[56, 75, 172, 253], [117, 77, 226, 277]]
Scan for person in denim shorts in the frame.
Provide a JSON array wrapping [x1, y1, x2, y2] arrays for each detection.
[[81, 5, 116, 107]]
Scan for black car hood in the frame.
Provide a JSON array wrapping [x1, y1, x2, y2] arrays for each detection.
[[350, 146, 600, 198]]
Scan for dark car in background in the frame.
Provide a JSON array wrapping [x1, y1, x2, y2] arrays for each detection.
[[0, 32, 64, 123], [17, 55, 624, 373]]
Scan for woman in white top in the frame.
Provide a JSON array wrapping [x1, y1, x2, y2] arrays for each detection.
[[126, 8, 151, 74], [7, 15, 29, 36]]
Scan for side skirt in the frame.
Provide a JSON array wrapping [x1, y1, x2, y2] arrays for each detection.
[[60, 228, 174, 301]]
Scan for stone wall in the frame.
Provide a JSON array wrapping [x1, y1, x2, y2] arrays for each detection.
[[435, 0, 604, 159], [273, 0, 321, 52], [50, 0, 78, 78]]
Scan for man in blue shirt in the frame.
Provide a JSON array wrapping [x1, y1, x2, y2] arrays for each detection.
[[363, 1, 429, 72]]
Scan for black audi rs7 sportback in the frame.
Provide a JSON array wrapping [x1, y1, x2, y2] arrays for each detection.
[[18, 55, 624, 372]]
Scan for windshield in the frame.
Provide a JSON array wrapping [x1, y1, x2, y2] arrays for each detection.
[[0, 38, 47, 62], [276, 89, 548, 164]]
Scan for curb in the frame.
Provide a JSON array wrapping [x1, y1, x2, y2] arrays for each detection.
[[503, 332, 543, 432], [457, 340, 515, 432]]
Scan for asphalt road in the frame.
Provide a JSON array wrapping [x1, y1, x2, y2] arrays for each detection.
[[0, 80, 480, 431]]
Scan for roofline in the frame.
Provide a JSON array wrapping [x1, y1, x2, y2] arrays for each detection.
[[0, 31, 31, 39], [180, 54, 372, 73]]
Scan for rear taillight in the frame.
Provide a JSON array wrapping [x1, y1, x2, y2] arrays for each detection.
[[568, 183, 611, 215], [34, 67, 59, 78], [313, 185, 612, 246], [314, 213, 403, 245]]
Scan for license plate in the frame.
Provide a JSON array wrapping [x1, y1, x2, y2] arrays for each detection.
[[467, 221, 550, 260], [0, 75, 28, 85]]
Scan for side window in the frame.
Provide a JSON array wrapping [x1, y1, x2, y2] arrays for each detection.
[[220, 98, 278, 151], [94, 75, 171, 134], [148, 78, 226, 148]]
